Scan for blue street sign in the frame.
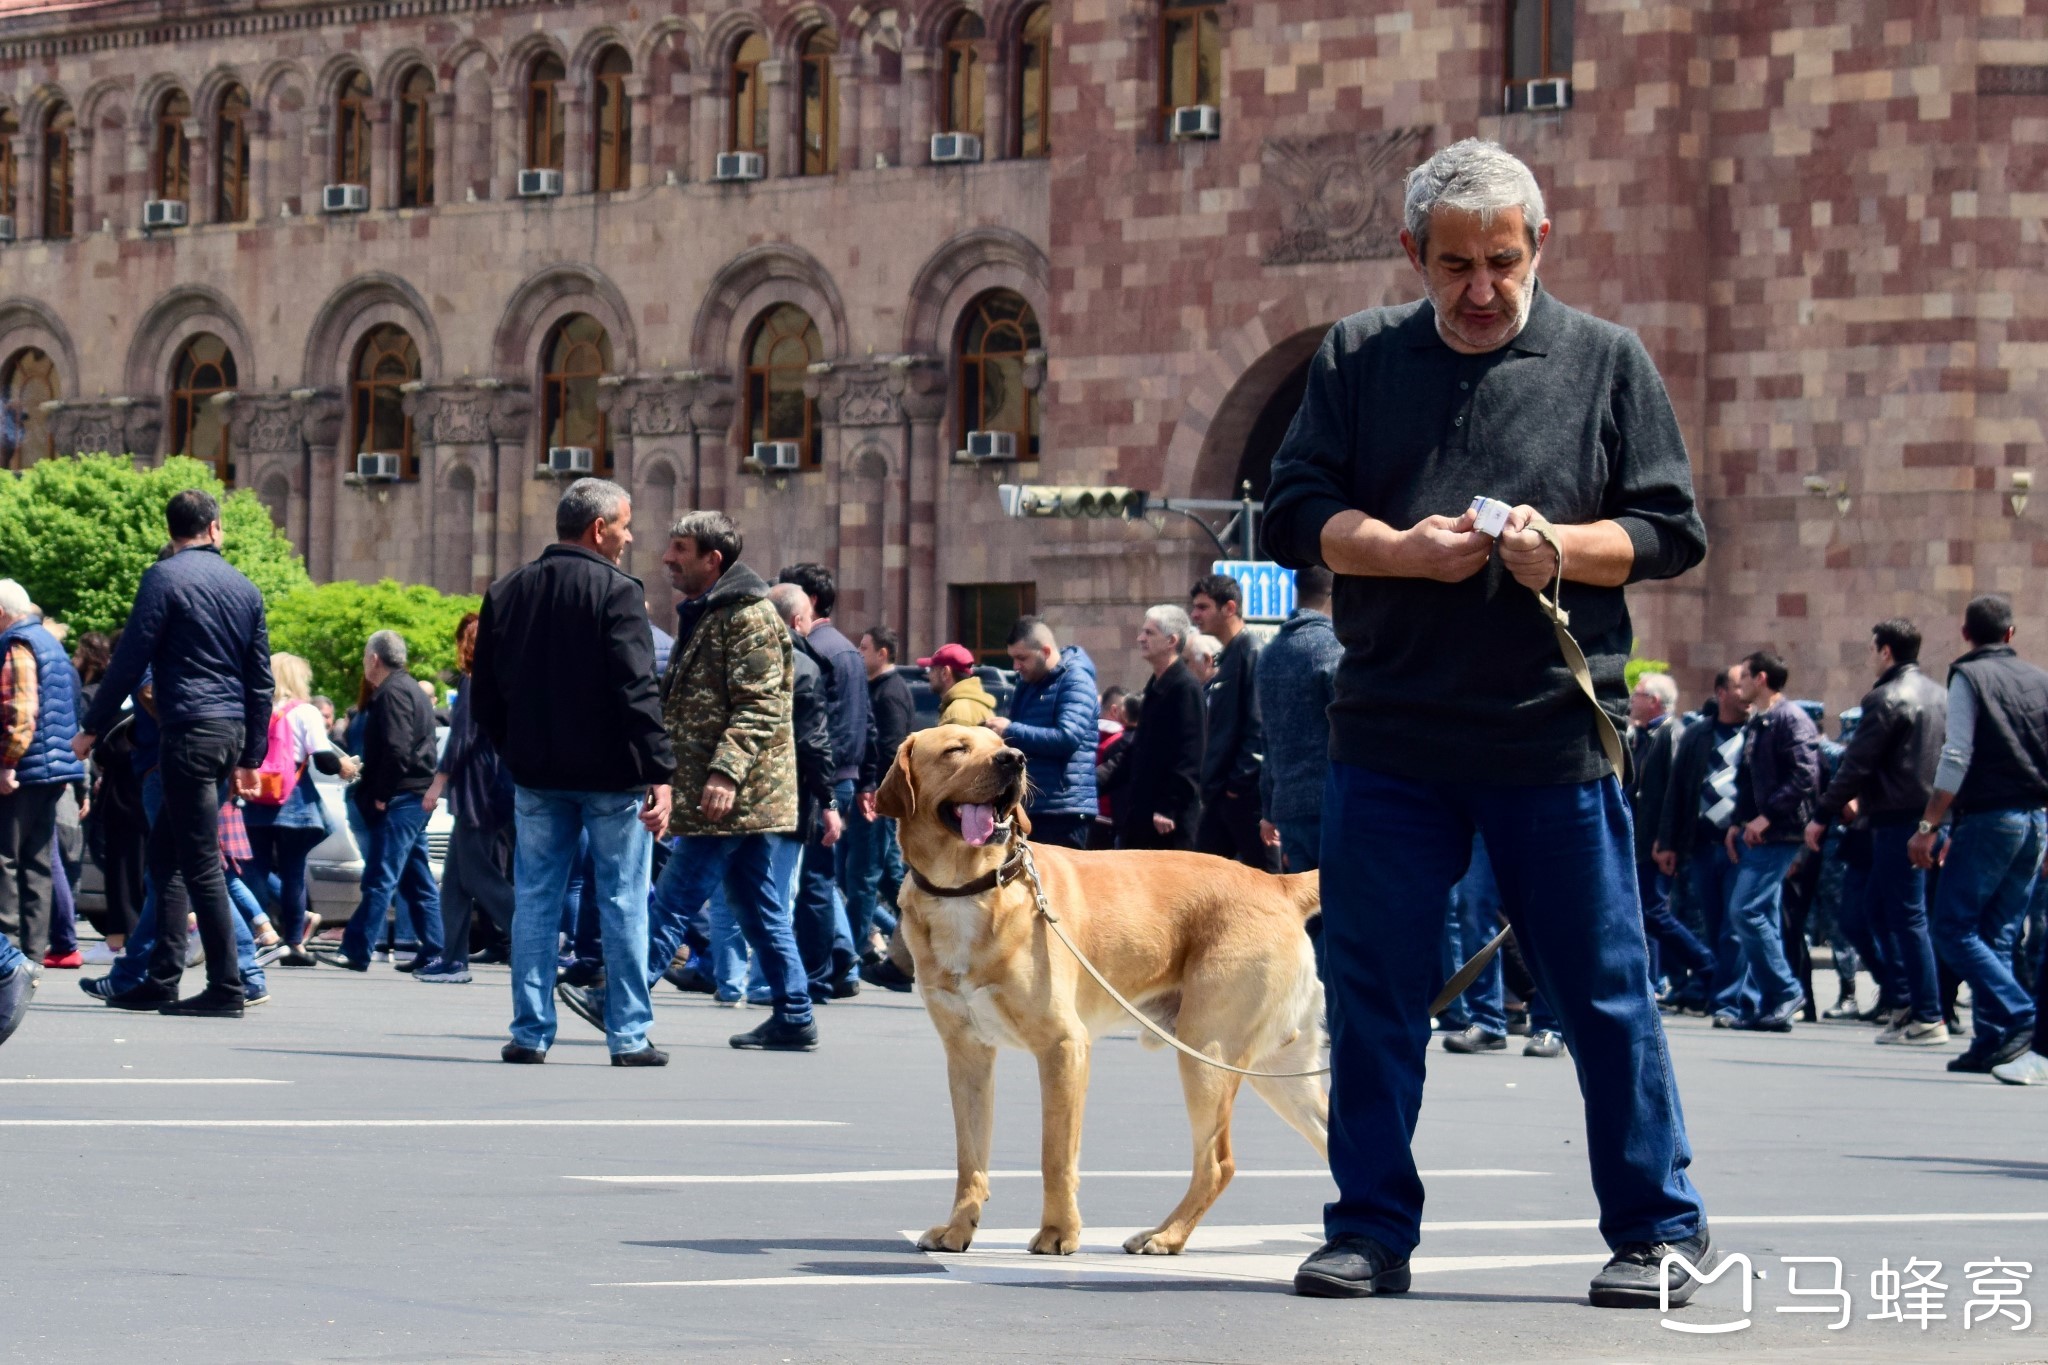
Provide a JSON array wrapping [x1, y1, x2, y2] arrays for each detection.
[[1211, 560, 1296, 622]]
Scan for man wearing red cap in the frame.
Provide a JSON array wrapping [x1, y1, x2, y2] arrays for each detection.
[[921, 645, 997, 727]]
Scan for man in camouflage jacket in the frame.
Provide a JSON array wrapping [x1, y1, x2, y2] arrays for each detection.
[[557, 511, 819, 1052]]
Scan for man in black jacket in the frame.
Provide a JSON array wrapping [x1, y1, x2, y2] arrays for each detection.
[[1189, 574, 1274, 869], [1628, 673, 1713, 1005], [76, 489, 273, 1018], [1802, 619, 1949, 1048], [472, 478, 675, 1066], [852, 625, 912, 984], [1119, 605, 1204, 850], [1720, 651, 1820, 1032], [1653, 668, 1752, 1014], [328, 631, 444, 974]]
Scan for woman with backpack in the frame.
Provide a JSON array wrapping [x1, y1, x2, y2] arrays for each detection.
[[243, 653, 357, 967]]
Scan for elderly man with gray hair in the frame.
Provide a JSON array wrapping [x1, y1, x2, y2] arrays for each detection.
[[1117, 604, 1205, 850], [1264, 140, 1716, 1307], [327, 628, 447, 974]]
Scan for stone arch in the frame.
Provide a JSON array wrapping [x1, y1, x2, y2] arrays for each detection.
[[437, 459, 480, 593], [774, 3, 839, 56], [703, 9, 772, 83], [636, 449, 681, 535], [902, 226, 1049, 356], [909, 0, 983, 50], [253, 58, 311, 106], [1164, 297, 1342, 502], [131, 74, 191, 134], [848, 440, 892, 481], [0, 298, 80, 401], [436, 37, 499, 85], [570, 26, 634, 83], [493, 264, 636, 378], [123, 285, 253, 402], [854, 6, 907, 55], [442, 40, 498, 201], [501, 32, 570, 97], [74, 77, 125, 132], [692, 244, 847, 373], [635, 17, 696, 73], [375, 47, 438, 101], [300, 272, 442, 391], [255, 466, 291, 529], [313, 53, 374, 112], [19, 83, 70, 139], [193, 65, 249, 128]]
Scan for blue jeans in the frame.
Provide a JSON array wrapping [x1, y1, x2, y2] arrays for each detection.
[[1836, 843, 1905, 1011], [648, 832, 811, 1025], [0, 927, 25, 975], [1722, 842, 1803, 1018], [1931, 808, 2045, 1046], [1443, 835, 1506, 1036], [341, 794, 443, 967], [1319, 762, 1704, 1257], [845, 809, 905, 941], [1690, 844, 1759, 1019], [1864, 824, 1939, 1021], [244, 824, 326, 945], [508, 786, 653, 1055], [345, 794, 425, 948], [795, 780, 859, 988]]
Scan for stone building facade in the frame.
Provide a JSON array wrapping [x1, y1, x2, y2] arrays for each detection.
[[0, 0, 2044, 710]]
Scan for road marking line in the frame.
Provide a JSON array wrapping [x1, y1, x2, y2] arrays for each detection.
[[0, 1078, 293, 1085], [567, 1168, 1538, 1185], [0, 1119, 845, 1129], [598, 1275, 962, 1288]]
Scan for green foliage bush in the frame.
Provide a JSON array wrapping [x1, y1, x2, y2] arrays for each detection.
[[266, 579, 479, 704]]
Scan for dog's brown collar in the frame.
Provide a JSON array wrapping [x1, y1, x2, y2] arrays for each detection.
[[910, 836, 1027, 899]]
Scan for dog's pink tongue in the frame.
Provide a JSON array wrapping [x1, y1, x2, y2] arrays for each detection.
[[959, 803, 998, 847]]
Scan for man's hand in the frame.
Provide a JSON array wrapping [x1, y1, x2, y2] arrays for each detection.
[[821, 807, 844, 849], [1152, 813, 1176, 836], [0, 768, 16, 797], [1803, 820, 1828, 852], [1741, 814, 1770, 847], [1908, 829, 1943, 870], [232, 767, 261, 801], [70, 733, 94, 762], [1497, 506, 1562, 593], [858, 790, 877, 822], [1724, 826, 1742, 864], [340, 754, 362, 782], [984, 715, 1011, 736], [699, 773, 738, 822], [641, 784, 673, 835], [1398, 510, 1493, 583], [1260, 819, 1282, 849], [1652, 844, 1677, 877], [421, 774, 447, 815]]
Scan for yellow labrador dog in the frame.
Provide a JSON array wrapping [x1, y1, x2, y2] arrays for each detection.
[[875, 725, 1327, 1258]]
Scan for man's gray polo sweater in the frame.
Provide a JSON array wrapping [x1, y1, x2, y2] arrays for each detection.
[[1262, 287, 1707, 786]]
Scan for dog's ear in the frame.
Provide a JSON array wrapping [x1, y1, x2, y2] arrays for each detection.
[[874, 734, 917, 820], [1012, 804, 1033, 837]]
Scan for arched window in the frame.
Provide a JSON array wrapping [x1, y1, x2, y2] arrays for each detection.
[[155, 91, 192, 201], [1018, 6, 1052, 158], [527, 53, 565, 170], [169, 333, 237, 483], [941, 13, 987, 136], [398, 68, 435, 207], [352, 325, 420, 479], [335, 71, 372, 186], [0, 108, 16, 220], [1, 348, 58, 468], [730, 33, 769, 153], [799, 28, 837, 176], [542, 314, 611, 471], [1160, 0, 1222, 133], [957, 291, 1041, 458], [215, 84, 250, 221], [41, 104, 72, 238], [745, 305, 823, 468], [592, 47, 633, 192]]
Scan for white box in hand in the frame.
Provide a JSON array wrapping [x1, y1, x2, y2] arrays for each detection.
[[1468, 496, 1513, 538]]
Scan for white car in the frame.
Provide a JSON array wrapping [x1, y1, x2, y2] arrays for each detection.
[[305, 765, 456, 920]]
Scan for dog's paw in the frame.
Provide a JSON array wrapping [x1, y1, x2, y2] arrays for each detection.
[[916, 1223, 976, 1253], [1121, 1228, 1186, 1256], [1028, 1225, 1081, 1255]]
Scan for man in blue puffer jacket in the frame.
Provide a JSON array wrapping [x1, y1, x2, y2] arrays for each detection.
[[987, 616, 1098, 849], [0, 579, 86, 967]]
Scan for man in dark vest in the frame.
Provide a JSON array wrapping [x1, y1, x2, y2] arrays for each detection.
[[1908, 594, 2047, 1073], [0, 579, 87, 968]]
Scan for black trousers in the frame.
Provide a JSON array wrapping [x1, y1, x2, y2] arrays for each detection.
[[440, 820, 515, 963], [1196, 788, 1279, 871], [0, 781, 63, 959], [145, 720, 244, 998]]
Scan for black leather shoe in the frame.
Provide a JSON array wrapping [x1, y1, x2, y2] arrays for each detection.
[[556, 982, 607, 1033], [106, 986, 178, 1011], [557, 958, 604, 988], [1442, 1025, 1507, 1054], [0, 961, 37, 1048], [611, 1046, 669, 1067], [1589, 1225, 1717, 1308], [1293, 1234, 1411, 1298], [160, 988, 245, 1018], [1990, 1024, 2037, 1069], [828, 973, 862, 1000], [730, 1017, 819, 1051], [468, 946, 510, 965], [860, 959, 915, 992], [500, 1043, 547, 1064], [662, 964, 715, 994]]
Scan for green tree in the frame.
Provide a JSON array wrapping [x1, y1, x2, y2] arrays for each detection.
[[266, 579, 480, 704], [0, 453, 310, 632]]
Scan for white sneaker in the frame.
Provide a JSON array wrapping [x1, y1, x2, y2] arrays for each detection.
[[80, 942, 118, 966], [1877, 1018, 1950, 1046], [1991, 1050, 2048, 1086]]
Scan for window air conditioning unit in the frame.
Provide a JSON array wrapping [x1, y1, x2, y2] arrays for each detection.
[[356, 452, 402, 482], [961, 430, 1017, 462], [930, 132, 983, 164], [0, 216, 15, 243], [548, 446, 595, 475], [322, 183, 369, 213], [142, 199, 188, 229], [1521, 78, 1571, 112], [749, 441, 800, 471], [517, 168, 564, 198], [1170, 105, 1221, 140], [714, 152, 765, 182]]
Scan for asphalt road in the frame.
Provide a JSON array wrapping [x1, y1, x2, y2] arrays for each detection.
[[3, 959, 2044, 1364]]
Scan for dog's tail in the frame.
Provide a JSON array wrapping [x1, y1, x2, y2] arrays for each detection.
[[1280, 871, 1321, 923]]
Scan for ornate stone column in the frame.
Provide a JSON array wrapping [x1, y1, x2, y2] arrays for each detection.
[[811, 362, 907, 626], [227, 391, 310, 544], [48, 397, 161, 461], [405, 384, 497, 591], [832, 52, 862, 175], [292, 388, 344, 580], [889, 355, 948, 649], [687, 373, 738, 517], [367, 100, 395, 209], [492, 90, 519, 200], [429, 91, 456, 207], [67, 125, 92, 237], [12, 130, 36, 241], [761, 60, 792, 179], [124, 119, 150, 228], [983, 50, 1010, 161], [245, 106, 271, 221], [560, 88, 590, 195], [903, 52, 936, 167], [624, 74, 652, 189], [689, 70, 721, 182], [483, 382, 534, 577], [184, 117, 210, 222]]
